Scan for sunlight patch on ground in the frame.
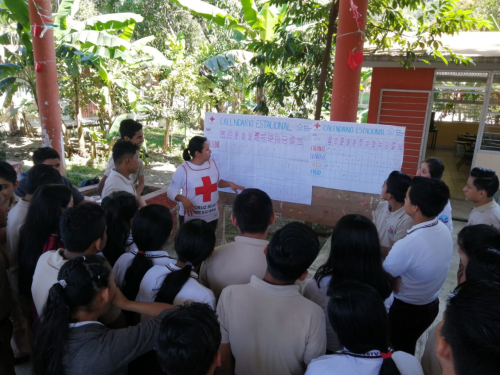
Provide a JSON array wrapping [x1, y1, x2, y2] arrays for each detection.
[[150, 162, 176, 172]]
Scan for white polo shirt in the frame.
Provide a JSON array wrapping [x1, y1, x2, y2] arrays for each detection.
[[373, 201, 414, 248], [438, 200, 453, 233], [383, 219, 453, 305], [112, 250, 174, 289], [305, 350, 424, 375], [136, 264, 215, 321], [101, 169, 136, 198], [468, 199, 500, 230], [217, 276, 326, 375], [303, 276, 394, 352], [104, 155, 144, 187]]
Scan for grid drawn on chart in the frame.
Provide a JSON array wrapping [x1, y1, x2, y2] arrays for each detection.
[[206, 127, 313, 205], [308, 133, 404, 194]]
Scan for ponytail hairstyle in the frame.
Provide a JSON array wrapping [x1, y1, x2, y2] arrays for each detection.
[[183, 136, 207, 161], [18, 184, 72, 298], [33, 255, 111, 375], [328, 281, 401, 375], [122, 205, 173, 300], [101, 191, 139, 266], [155, 219, 215, 304]]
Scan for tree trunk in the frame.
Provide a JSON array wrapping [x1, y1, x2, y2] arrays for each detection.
[[74, 76, 86, 153], [314, 0, 340, 121], [162, 118, 171, 151], [255, 65, 266, 114]]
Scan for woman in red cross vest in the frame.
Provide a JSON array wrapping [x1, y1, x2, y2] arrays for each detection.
[[167, 136, 245, 231]]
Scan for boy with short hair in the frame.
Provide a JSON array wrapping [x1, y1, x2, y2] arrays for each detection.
[[98, 119, 145, 198], [15, 147, 84, 205], [436, 280, 500, 375], [216, 222, 326, 375], [31, 203, 108, 315], [101, 140, 141, 203], [383, 177, 453, 355], [200, 188, 276, 300], [464, 167, 500, 229], [0, 161, 19, 210], [373, 170, 413, 256], [156, 302, 221, 375]]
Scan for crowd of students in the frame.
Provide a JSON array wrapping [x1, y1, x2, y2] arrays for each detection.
[[1, 120, 500, 375]]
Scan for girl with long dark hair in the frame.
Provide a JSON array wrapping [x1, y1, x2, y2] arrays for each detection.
[[101, 191, 139, 266], [303, 214, 394, 352], [33, 255, 173, 375], [166, 136, 244, 231], [306, 281, 423, 375], [113, 204, 174, 300], [136, 219, 216, 318], [18, 184, 72, 300]]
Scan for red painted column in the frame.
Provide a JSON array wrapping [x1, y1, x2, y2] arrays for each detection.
[[28, 0, 65, 173], [329, 0, 368, 122]]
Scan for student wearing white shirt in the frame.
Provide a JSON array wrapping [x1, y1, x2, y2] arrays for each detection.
[[101, 140, 144, 206], [383, 177, 453, 355], [416, 158, 453, 232], [113, 205, 174, 299], [306, 281, 423, 375], [217, 222, 326, 375], [436, 280, 500, 375], [303, 214, 394, 352], [373, 170, 413, 256], [136, 219, 216, 314]]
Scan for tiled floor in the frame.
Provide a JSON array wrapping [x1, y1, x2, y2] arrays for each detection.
[[424, 148, 470, 199]]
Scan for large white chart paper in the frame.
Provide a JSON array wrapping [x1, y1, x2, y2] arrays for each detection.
[[204, 112, 405, 205]]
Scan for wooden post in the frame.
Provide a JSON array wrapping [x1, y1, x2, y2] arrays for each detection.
[[329, 0, 368, 122], [28, 0, 65, 173]]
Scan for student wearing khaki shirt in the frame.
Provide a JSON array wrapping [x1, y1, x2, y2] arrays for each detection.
[[373, 170, 413, 257], [200, 188, 275, 300], [217, 222, 326, 375]]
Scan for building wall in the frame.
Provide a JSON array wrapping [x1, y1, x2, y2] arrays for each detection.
[[434, 121, 479, 147], [475, 152, 500, 171], [368, 67, 436, 175]]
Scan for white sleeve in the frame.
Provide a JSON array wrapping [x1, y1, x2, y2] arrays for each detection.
[[112, 254, 133, 289], [383, 239, 413, 277], [167, 165, 187, 202], [104, 157, 114, 176], [303, 306, 327, 365]]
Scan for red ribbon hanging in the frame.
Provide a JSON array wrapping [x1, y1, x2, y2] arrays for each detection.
[[348, 51, 364, 71], [35, 62, 42, 72]]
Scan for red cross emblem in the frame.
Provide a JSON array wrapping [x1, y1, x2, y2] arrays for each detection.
[[210, 116, 215, 122], [195, 176, 217, 202], [314, 123, 321, 129]]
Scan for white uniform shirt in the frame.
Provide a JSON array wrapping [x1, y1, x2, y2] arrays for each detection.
[[104, 155, 144, 187], [101, 169, 136, 198], [437, 200, 453, 233], [166, 160, 220, 222], [112, 250, 174, 289], [136, 264, 216, 321], [383, 219, 453, 305], [373, 201, 414, 248], [467, 199, 500, 229], [303, 276, 394, 352], [305, 351, 424, 375]]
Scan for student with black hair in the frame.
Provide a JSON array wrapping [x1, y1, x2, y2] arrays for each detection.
[[31, 203, 108, 316], [373, 171, 413, 256], [216, 222, 325, 375], [102, 140, 142, 204], [167, 136, 244, 231], [435, 280, 500, 375], [200, 188, 275, 300], [101, 191, 140, 266], [5, 164, 61, 361], [33, 255, 174, 375], [455, 224, 500, 284], [18, 184, 73, 303], [417, 157, 453, 232], [306, 281, 423, 375], [303, 214, 394, 352], [113, 204, 174, 299], [383, 177, 453, 355], [137, 219, 216, 316], [464, 167, 500, 228], [0, 191, 15, 375], [0, 161, 19, 210], [156, 302, 222, 375], [98, 119, 146, 198], [15, 147, 84, 205]]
